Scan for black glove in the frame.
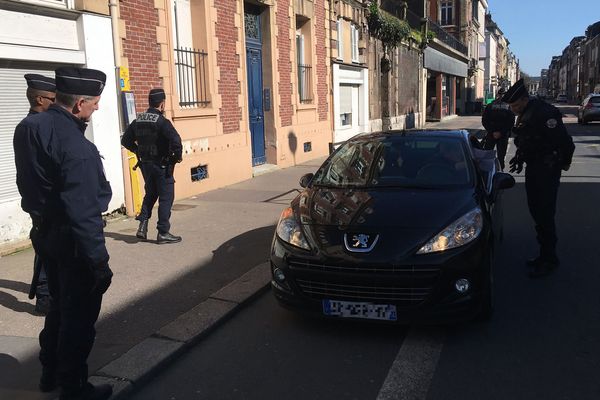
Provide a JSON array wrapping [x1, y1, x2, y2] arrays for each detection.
[[91, 263, 113, 295], [508, 155, 523, 174]]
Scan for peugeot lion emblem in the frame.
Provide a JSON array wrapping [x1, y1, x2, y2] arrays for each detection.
[[344, 232, 379, 253]]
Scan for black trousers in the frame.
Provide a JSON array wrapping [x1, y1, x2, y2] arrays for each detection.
[[525, 161, 562, 260], [137, 162, 175, 234], [483, 131, 510, 170], [31, 225, 104, 393]]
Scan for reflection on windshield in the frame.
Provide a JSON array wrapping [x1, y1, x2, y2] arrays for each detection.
[[312, 136, 473, 188]]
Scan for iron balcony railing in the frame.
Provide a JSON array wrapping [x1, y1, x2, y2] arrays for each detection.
[[298, 64, 313, 103], [426, 17, 468, 55], [174, 47, 210, 108]]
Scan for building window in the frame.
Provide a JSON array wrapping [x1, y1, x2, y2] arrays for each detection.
[[171, 0, 210, 108], [339, 85, 352, 126], [296, 17, 313, 104], [440, 1, 453, 26], [337, 18, 344, 60], [351, 24, 359, 63]]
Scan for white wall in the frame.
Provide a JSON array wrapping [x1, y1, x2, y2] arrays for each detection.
[[79, 14, 125, 213]]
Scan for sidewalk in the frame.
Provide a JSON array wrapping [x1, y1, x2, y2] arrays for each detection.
[[0, 116, 484, 400]]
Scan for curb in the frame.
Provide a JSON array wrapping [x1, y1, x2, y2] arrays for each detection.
[[84, 262, 272, 400]]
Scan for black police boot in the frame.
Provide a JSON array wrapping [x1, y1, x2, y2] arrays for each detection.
[[59, 382, 112, 400], [136, 219, 148, 240], [157, 231, 182, 244], [39, 367, 57, 392]]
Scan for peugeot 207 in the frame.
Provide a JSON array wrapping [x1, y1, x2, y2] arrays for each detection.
[[270, 130, 515, 323]]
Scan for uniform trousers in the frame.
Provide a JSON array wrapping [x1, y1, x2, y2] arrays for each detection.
[[32, 225, 103, 394], [483, 131, 510, 170], [137, 162, 175, 234], [524, 161, 562, 260]]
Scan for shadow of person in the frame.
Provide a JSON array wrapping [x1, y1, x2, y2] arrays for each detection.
[[0, 290, 38, 316], [104, 231, 146, 245], [0, 279, 30, 294]]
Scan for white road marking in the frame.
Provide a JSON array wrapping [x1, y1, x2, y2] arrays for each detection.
[[376, 328, 445, 400]]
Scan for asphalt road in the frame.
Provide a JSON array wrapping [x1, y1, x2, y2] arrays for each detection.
[[126, 108, 600, 400]]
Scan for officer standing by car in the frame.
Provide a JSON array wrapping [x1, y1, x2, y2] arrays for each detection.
[[481, 86, 515, 170], [13, 67, 113, 400], [121, 88, 183, 244], [503, 78, 575, 278], [23, 73, 56, 314]]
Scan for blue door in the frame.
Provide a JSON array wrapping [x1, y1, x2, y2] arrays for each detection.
[[245, 10, 265, 166]]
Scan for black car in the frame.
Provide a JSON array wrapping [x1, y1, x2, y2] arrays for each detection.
[[270, 130, 515, 323]]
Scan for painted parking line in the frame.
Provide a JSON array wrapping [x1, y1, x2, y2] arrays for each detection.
[[376, 327, 445, 400]]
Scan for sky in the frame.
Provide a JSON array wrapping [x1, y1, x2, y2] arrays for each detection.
[[487, 0, 599, 77]]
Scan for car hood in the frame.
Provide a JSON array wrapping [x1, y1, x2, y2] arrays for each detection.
[[294, 187, 478, 229], [292, 187, 481, 260]]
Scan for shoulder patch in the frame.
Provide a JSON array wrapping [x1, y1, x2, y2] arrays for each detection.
[[545, 118, 558, 129]]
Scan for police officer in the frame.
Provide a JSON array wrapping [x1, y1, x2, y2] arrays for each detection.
[[503, 78, 575, 278], [481, 86, 515, 170], [23, 73, 56, 314], [121, 88, 183, 244], [13, 67, 113, 400]]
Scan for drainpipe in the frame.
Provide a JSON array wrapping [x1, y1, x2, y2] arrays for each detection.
[[109, 0, 135, 216]]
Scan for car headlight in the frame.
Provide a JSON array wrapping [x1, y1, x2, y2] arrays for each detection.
[[276, 207, 311, 250], [417, 208, 483, 254]]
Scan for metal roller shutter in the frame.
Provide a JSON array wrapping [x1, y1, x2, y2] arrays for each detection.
[[0, 66, 55, 203]]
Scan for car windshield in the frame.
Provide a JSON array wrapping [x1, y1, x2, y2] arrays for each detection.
[[312, 135, 474, 189]]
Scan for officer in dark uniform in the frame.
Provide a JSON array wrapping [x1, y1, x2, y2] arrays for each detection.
[[481, 87, 515, 170], [13, 67, 113, 400], [23, 73, 56, 314], [503, 78, 575, 278], [121, 88, 183, 244]]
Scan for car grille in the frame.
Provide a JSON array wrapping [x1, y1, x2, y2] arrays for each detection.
[[288, 260, 439, 276], [296, 279, 433, 304]]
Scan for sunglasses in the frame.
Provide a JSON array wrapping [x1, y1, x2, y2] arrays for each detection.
[[40, 96, 56, 102]]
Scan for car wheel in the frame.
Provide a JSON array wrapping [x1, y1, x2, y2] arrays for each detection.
[[476, 253, 494, 321]]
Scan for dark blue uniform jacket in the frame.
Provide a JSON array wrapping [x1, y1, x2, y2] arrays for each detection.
[[121, 108, 182, 162], [13, 104, 112, 267]]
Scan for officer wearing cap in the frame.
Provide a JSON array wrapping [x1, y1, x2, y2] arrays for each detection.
[[22, 74, 56, 314], [503, 78, 575, 278], [121, 88, 183, 244], [481, 86, 515, 170], [25, 73, 56, 116], [13, 67, 113, 400]]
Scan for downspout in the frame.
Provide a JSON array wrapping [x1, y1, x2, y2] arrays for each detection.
[[109, 0, 135, 216]]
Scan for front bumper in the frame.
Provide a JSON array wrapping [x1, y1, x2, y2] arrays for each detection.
[[270, 235, 490, 324]]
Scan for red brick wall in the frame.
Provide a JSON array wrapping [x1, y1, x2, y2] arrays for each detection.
[[276, 0, 293, 127], [215, 0, 242, 134], [315, 0, 328, 121], [120, 0, 161, 113]]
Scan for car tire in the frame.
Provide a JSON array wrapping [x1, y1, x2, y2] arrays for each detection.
[[476, 252, 494, 322]]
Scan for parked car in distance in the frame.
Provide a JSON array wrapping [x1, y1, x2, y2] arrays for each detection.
[[270, 130, 515, 324], [556, 94, 568, 103], [578, 93, 600, 124]]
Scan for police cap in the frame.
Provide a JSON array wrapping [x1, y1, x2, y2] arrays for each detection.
[[55, 67, 106, 96], [149, 88, 166, 103], [24, 74, 56, 92], [501, 78, 528, 103]]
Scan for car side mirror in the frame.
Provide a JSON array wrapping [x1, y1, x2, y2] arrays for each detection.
[[492, 172, 515, 190], [299, 173, 314, 188]]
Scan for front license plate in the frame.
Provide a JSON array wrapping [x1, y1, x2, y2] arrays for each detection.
[[322, 299, 397, 321]]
